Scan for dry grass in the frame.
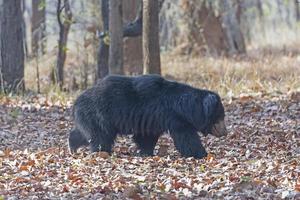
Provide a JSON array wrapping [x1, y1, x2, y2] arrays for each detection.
[[24, 47, 300, 98], [162, 50, 300, 98]]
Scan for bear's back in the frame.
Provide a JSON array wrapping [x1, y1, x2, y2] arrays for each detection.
[[100, 74, 172, 98], [132, 74, 167, 96]]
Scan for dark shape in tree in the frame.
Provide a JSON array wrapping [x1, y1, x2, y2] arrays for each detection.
[[68, 75, 227, 159], [123, 1, 143, 37], [55, 0, 72, 89], [143, 0, 161, 74], [0, 0, 25, 93], [96, 0, 165, 81], [123, 0, 164, 38]]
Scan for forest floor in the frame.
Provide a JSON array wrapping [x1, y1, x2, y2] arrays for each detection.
[[1, 52, 300, 199]]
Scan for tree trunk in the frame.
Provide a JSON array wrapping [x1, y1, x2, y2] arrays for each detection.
[[109, 0, 123, 75], [295, 0, 300, 22], [31, 0, 46, 56], [96, 0, 109, 81], [256, 0, 263, 19], [178, 1, 229, 56], [123, 0, 143, 75], [220, 0, 246, 55], [143, 0, 161, 74], [0, 0, 25, 93], [55, 0, 72, 89]]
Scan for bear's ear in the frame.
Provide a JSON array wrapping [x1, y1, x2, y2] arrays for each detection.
[[202, 93, 218, 118]]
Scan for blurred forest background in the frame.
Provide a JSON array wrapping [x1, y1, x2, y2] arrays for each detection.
[[0, 0, 299, 97]]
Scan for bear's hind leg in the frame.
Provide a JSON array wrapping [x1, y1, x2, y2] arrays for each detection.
[[170, 121, 207, 159], [133, 134, 160, 156]]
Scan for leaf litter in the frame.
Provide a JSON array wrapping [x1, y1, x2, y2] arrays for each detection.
[[0, 93, 299, 199]]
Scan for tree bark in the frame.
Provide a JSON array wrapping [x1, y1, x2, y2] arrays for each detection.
[[109, 0, 123, 74], [31, 0, 46, 56], [143, 0, 161, 74], [55, 0, 72, 89], [256, 0, 263, 19], [96, 0, 109, 81], [295, 0, 300, 22], [123, 0, 143, 75], [220, 0, 246, 55], [0, 0, 25, 93]]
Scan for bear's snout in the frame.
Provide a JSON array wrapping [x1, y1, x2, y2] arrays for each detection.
[[211, 120, 227, 137]]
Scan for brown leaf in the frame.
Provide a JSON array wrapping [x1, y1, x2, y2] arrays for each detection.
[[157, 144, 169, 157], [62, 185, 69, 193], [295, 183, 300, 192], [160, 193, 178, 200], [229, 176, 240, 182], [290, 91, 300, 101], [98, 151, 110, 159], [239, 94, 253, 102], [19, 165, 29, 171], [123, 185, 142, 199]]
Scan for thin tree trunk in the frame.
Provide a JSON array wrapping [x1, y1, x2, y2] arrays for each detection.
[[96, 0, 109, 81], [22, 0, 28, 58], [220, 0, 246, 55], [56, 0, 72, 89], [0, 0, 25, 93], [256, 0, 263, 19], [35, 56, 40, 93], [31, 0, 46, 56], [295, 0, 300, 22], [109, 0, 124, 74], [143, 0, 161, 74], [123, 0, 143, 75]]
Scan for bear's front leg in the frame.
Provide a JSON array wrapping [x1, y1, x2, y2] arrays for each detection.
[[68, 128, 89, 154], [169, 120, 208, 159]]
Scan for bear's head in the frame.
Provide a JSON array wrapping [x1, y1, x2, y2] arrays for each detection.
[[202, 93, 227, 137]]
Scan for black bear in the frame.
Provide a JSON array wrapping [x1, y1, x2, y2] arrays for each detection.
[[68, 74, 227, 159]]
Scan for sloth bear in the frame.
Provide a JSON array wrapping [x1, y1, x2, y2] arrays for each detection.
[[68, 74, 227, 159]]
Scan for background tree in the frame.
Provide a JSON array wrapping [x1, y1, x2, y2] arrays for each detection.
[[0, 0, 25, 93], [143, 0, 161, 74], [55, 0, 72, 89], [220, 0, 246, 54], [31, 0, 46, 56], [108, 0, 123, 74], [96, 0, 109, 81], [175, 0, 228, 56], [123, 0, 143, 75], [295, 0, 300, 22]]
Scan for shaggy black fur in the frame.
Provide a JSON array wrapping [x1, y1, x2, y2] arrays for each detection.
[[68, 74, 226, 159]]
